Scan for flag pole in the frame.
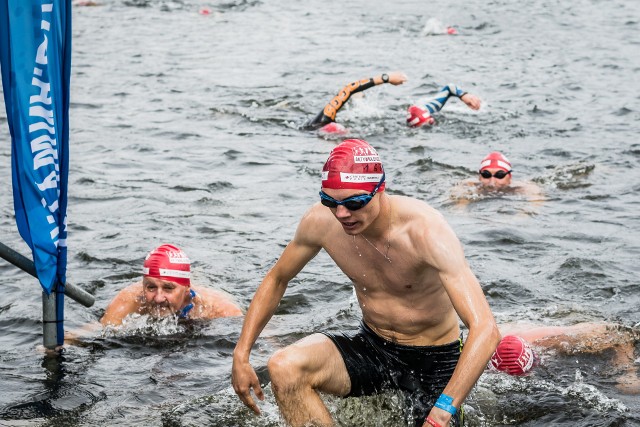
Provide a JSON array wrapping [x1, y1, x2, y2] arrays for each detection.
[[42, 288, 58, 349], [0, 240, 94, 308]]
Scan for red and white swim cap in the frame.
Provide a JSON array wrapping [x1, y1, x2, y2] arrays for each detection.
[[321, 139, 385, 192], [319, 122, 348, 135], [480, 152, 512, 172], [142, 244, 191, 286], [406, 105, 435, 127], [489, 335, 537, 376]]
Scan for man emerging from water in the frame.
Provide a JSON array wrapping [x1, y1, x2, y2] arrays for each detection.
[[101, 244, 242, 325], [232, 139, 500, 427]]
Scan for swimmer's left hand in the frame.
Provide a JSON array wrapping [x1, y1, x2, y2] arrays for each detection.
[[423, 407, 452, 427], [388, 71, 408, 86]]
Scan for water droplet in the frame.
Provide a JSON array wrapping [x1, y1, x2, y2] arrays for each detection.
[[363, 287, 367, 291]]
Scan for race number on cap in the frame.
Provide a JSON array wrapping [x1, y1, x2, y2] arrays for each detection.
[[321, 139, 386, 192]]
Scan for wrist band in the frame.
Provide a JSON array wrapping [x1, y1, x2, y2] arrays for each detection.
[[434, 393, 457, 415], [425, 416, 444, 427]]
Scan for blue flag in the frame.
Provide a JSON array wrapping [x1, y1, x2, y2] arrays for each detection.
[[0, 0, 71, 295]]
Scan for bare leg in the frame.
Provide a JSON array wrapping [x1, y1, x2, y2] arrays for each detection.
[[267, 333, 351, 427]]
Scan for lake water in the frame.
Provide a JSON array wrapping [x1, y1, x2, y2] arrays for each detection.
[[1, 0, 639, 425]]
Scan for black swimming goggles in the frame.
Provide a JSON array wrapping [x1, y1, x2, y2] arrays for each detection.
[[319, 173, 385, 211], [479, 169, 511, 180]]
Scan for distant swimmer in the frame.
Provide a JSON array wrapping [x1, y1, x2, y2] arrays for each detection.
[[406, 84, 481, 128], [100, 244, 242, 326], [450, 151, 544, 207], [421, 17, 459, 36], [489, 322, 640, 394], [231, 139, 500, 427], [301, 71, 408, 135]]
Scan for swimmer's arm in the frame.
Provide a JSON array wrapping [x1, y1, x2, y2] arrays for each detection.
[[100, 286, 141, 326], [424, 83, 480, 114], [210, 290, 243, 318], [64, 321, 103, 346], [233, 209, 322, 413], [522, 181, 545, 205], [234, 211, 323, 359], [424, 218, 500, 425], [303, 71, 407, 129], [449, 181, 477, 209]]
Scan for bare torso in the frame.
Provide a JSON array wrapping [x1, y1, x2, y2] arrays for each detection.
[[310, 195, 460, 346]]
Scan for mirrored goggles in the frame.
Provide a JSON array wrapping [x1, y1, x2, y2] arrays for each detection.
[[319, 173, 385, 211]]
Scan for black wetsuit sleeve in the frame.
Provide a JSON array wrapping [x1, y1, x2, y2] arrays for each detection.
[[303, 78, 376, 130]]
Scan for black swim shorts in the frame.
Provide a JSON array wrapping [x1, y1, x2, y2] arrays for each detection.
[[322, 321, 463, 427]]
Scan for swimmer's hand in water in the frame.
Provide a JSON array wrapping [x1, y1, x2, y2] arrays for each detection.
[[461, 93, 481, 110], [387, 71, 408, 86], [232, 358, 264, 415]]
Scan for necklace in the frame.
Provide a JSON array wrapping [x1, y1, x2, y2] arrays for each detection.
[[353, 202, 392, 263]]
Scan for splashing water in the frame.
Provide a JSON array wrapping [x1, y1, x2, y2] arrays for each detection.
[[102, 313, 187, 337]]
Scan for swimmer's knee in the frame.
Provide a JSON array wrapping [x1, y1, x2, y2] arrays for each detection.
[[268, 347, 308, 392]]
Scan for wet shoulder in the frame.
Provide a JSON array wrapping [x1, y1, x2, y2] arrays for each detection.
[[115, 281, 143, 301], [298, 202, 341, 238], [192, 285, 243, 318], [391, 195, 455, 253], [391, 195, 446, 224]]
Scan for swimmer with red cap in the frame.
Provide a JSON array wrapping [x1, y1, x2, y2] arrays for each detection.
[[451, 151, 544, 207], [489, 335, 538, 375], [302, 72, 408, 135], [232, 138, 500, 427], [100, 244, 242, 326], [487, 322, 640, 393], [478, 151, 513, 189], [407, 83, 481, 128]]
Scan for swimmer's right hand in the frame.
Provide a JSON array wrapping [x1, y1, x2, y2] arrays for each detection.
[[231, 359, 264, 415], [460, 93, 481, 110]]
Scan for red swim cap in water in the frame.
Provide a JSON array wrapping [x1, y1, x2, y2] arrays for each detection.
[[489, 335, 537, 376], [322, 139, 385, 192], [480, 152, 512, 172], [143, 244, 191, 286], [406, 105, 435, 127], [319, 122, 348, 135]]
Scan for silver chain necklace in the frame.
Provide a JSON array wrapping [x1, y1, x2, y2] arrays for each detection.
[[353, 202, 392, 263]]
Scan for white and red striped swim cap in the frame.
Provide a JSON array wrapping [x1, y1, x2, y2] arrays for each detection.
[[480, 152, 512, 172], [142, 244, 191, 286], [321, 139, 385, 192]]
